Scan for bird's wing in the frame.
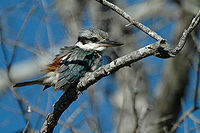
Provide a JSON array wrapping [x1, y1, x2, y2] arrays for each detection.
[[44, 46, 74, 73], [55, 47, 102, 91]]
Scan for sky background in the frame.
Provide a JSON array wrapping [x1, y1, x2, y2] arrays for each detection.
[[0, 0, 199, 133]]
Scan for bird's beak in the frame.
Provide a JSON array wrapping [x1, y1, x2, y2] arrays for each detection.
[[99, 39, 123, 47]]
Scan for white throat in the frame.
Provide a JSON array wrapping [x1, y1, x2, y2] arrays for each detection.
[[75, 41, 106, 51]]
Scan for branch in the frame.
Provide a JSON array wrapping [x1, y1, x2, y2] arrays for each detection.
[[170, 10, 200, 55], [95, 0, 200, 57], [40, 41, 164, 133], [40, 88, 78, 133], [8, 5, 37, 70], [96, 0, 165, 41], [77, 42, 163, 91], [169, 107, 200, 133], [40, 6, 200, 133], [169, 54, 200, 133], [194, 55, 200, 108]]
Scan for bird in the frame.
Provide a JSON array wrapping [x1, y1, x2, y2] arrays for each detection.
[[14, 28, 123, 92]]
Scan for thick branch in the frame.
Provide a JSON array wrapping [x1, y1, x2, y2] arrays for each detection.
[[40, 88, 78, 133], [77, 42, 162, 91]]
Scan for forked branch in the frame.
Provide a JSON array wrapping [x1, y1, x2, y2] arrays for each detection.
[[40, 1, 200, 132]]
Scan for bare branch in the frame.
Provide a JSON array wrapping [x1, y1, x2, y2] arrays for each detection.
[[95, 0, 165, 41], [39, 5, 200, 133], [39, 41, 169, 133], [0, 16, 9, 67], [22, 106, 32, 133], [194, 55, 200, 108], [77, 42, 163, 91], [169, 108, 196, 133], [169, 53, 200, 133], [132, 92, 139, 133], [41, 0, 54, 48], [40, 87, 78, 133], [95, 0, 200, 57], [8, 5, 38, 71], [170, 10, 200, 55]]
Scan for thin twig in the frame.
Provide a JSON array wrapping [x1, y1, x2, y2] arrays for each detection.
[[8, 6, 37, 71], [5, 39, 40, 55], [116, 87, 127, 133], [88, 87, 103, 133], [169, 108, 196, 133], [170, 10, 200, 55], [194, 55, 200, 108], [10, 87, 32, 132], [41, 0, 54, 48], [95, 0, 164, 41], [60, 102, 88, 132], [22, 106, 32, 133], [95, 0, 200, 57], [132, 91, 139, 133], [189, 114, 200, 124], [169, 54, 200, 133], [0, 16, 9, 67], [1, 5, 38, 132], [0, 1, 31, 15]]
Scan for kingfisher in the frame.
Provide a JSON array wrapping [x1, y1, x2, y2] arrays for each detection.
[[14, 28, 123, 91]]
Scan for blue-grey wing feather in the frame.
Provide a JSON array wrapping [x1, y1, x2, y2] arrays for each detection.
[[55, 47, 102, 90], [54, 46, 74, 60]]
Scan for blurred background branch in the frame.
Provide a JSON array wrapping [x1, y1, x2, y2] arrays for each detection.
[[0, 0, 200, 133]]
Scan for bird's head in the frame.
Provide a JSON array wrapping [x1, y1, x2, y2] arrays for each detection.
[[75, 28, 123, 51]]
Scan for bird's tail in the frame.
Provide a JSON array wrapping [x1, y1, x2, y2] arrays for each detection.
[[14, 79, 43, 87]]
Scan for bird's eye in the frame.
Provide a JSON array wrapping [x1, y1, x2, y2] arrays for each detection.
[[78, 37, 87, 45], [78, 37, 83, 42], [91, 37, 98, 42], [78, 37, 98, 44]]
